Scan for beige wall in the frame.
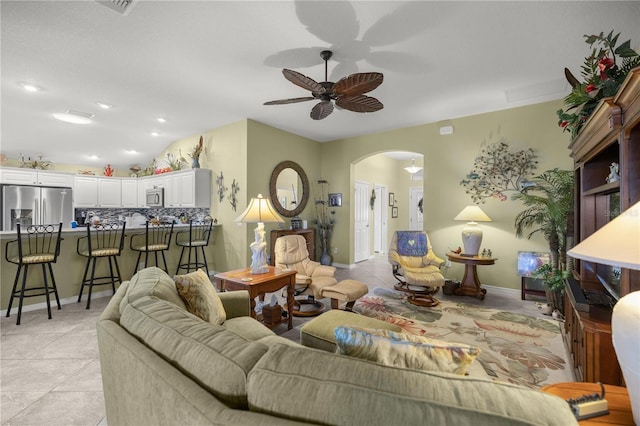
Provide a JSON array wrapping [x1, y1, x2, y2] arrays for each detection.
[[321, 99, 572, 290], [1, 99, 574, 307]]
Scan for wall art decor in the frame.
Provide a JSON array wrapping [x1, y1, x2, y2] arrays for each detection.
[[228, 178, 240, 211], [389, 192, 395, 206], [216, 171, 228, 203], [460, 139, 538, 203], [392, 206, 398, 218], [329, 193, 342, 207]]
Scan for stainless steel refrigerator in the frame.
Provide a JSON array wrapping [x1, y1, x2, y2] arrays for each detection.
[[1, 185, 73, 231]]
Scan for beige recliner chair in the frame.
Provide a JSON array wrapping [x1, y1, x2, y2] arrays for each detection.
[[388, 230, 445, 307], [274, 234, 337, 316]]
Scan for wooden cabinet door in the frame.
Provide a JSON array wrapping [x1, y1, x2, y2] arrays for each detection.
[[121, 179, 138, 207], [97, 178, 122, 207], [0, 168, 37, 185], [74, 176, 98, 207]]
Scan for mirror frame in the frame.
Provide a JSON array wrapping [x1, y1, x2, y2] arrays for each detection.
[[269, 160, 309, 218]]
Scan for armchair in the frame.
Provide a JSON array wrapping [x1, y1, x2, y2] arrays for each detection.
[[388, 230, 445, 307], [274, 234, 337, 316]]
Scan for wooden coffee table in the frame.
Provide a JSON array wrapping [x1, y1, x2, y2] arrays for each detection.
[[541, 382, 634, 425], [446, 252, 496, 300], [214, 266, 296, 330]]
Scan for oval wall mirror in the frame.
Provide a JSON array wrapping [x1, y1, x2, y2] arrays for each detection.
[[269, 160, 309, 217]]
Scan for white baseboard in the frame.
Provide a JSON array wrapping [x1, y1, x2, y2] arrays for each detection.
[[0, 289, 113, 316]]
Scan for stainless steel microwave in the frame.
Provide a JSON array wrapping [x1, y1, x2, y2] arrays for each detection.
[[145, 188, 164, 207]]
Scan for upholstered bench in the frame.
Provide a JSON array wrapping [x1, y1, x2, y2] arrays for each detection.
[[321, 279, 369, 311], [300, 309, 402, 352]]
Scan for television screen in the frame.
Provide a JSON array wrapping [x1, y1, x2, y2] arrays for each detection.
[[517, 251, 551, 277]]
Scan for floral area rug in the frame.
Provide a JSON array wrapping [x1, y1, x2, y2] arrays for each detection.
[[353, 288, 574, 389]]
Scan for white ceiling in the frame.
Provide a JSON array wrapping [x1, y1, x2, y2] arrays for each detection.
[[2, 1, 639, 170]]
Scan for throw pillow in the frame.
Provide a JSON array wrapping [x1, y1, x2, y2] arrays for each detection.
[[174, 269, 226, 325], [334, 326, 480, 375]]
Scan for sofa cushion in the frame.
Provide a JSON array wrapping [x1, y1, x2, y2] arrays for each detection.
[[120, 296, 269, 409], [120, 267, 186, 313], [223, 316, 275, 341], [334, 326, 480, 375], [247, 344, 578, 426], [174, 269, 226, 325]]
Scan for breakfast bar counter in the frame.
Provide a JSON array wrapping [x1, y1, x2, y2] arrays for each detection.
[[0, 224, 220, 313]]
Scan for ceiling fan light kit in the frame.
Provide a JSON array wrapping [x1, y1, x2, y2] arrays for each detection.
[[264, 50, 384, 120]]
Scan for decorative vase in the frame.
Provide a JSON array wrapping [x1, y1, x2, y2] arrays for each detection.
[[192, 157, 200, 169], [320, 250, 332, 266]]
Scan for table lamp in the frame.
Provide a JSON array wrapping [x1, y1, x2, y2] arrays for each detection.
[[567, 201, 640, 425], [453, 205, 492, 256], [235, 194, 285, 274]]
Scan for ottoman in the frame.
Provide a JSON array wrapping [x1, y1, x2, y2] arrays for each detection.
[[300, 309, 402, 352], [321, 279, 369, 311]]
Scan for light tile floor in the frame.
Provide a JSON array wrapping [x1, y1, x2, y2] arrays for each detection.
[[1, 255, 549, 425]]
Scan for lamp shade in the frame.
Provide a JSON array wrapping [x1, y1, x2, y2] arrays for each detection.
[[454, 205, 492, 222], [567, 201, 640, 270], [235, 194, 285, 224]]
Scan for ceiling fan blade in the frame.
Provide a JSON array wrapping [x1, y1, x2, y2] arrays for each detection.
[[335, 95, 384, 113], [334, 72, 384, 96], [310, 100, 334, 120], [263, 97, 315, 105], [282, 69, 324, 93]]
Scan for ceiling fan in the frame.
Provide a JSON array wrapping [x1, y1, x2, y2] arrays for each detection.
[[264, 50, 384, 120]]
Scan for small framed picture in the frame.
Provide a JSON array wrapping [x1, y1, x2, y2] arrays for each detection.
[[328, 193, 342, 207], [389, 192, 395, 206], [392, 206, 398, 218]]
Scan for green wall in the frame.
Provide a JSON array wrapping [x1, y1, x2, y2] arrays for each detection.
[[320, 99, 572, 290]]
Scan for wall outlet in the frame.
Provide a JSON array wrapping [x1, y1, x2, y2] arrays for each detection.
[[445, 260, 452, 268], [333, 247, 338, 254], [138, 262, 145, 271]]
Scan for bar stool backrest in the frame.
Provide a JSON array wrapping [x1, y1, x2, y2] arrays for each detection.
[[15, 223, 63, 263], [144, 221, 174, 248], [79, 223, 126, 256], [185, 217, 213, 246]]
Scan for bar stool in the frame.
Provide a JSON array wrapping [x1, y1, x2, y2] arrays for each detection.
[[175, 217, 214, 275], [76, 223, 126, 309], [130, 221, 174, 275], [4, 223, 63, 325]]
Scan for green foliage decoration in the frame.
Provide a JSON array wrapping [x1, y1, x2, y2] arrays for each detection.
[[557, 30, 640, 139]]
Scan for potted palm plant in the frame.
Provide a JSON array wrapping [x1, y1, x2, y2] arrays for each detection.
[[513, 168, 574, 313]]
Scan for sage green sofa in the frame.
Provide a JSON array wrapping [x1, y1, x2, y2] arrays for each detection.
[[97, 267, 578, 426]]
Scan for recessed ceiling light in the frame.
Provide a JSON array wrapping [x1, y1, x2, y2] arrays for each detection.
[[96, 101, 113, 109], [88, 155, 99, 160], [125, 149, 138, 154], [151, 132, 160, 137], [53, 110, 94, 124], [19, 82, 43, 92], [156, 117, 166, 123]]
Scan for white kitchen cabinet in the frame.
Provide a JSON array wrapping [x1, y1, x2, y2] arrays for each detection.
[[0, 167, 73, 187], [121, 178, 138, 208], [97, 178, 122, 207], [74, 176, 123, 207], [74, 176, 99, 207], [164, 169, 211, 208]]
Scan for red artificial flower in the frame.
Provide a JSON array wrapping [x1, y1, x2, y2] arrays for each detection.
[[560, 121, 568, 128], [585, 84, 597, 93], [597, 57, 614, 72]]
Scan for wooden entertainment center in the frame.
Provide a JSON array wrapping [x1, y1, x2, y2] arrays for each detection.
[[565, 68, 640, 385]]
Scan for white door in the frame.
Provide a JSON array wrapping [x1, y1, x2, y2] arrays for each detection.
[[354, 181, 370, 263], [409, 186, 424, 231], [373, 184, 387, 253]]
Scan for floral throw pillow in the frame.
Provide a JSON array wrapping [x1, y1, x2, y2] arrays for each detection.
[[174, 269, 226, 325], [334, 326, 480, 375]]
